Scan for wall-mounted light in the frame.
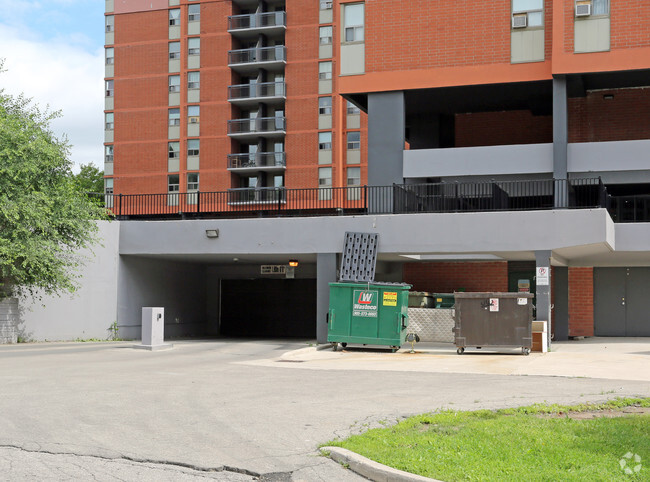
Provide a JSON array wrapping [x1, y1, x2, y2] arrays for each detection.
[[603, 94, 614, 100], [288, 259, 299, 267], [205, 229, 219, 238]]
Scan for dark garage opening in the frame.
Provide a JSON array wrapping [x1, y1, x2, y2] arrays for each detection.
[[220, 279, 317, 338]]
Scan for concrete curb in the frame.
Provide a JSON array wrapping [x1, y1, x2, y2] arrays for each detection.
[[321, 447, 441, 482]]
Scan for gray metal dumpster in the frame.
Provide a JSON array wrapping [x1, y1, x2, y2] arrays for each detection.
[[453, 292, 534, 355]]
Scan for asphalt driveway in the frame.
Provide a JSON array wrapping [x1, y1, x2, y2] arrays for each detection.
[[0, 338, 649, 481]]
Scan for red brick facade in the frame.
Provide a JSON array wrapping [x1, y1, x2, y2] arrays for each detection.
[[403, 262, 509, 293]]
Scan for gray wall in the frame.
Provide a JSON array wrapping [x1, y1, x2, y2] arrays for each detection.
[[117, 256, 208, 340], [20, 221, 120, 341], [368, 91, 405, 186]]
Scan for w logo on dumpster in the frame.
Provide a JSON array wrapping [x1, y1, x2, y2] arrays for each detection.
[[353, 290, 378, 318], [357, 291, 374, 304]]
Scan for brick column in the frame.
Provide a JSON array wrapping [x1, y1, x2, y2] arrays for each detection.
[[568, 267, 594, 337]]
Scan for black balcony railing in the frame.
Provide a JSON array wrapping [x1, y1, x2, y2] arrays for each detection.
[[228, 11, 286, 31], [228, 81, 286, 101], [608, 194, 650, 223], [228, 116, 286, 135], [96, 178, 623, 221], [228, 152, 286, 169], [228, 46, 286, 65]]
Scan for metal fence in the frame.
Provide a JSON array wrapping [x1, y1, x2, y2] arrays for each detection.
[[98, 178, 613, 221]]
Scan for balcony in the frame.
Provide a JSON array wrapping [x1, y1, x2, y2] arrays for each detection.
[[228, 81, 286, 107], [228, 187, 286, 205], [228, 11, 286, 39], [227, 116, 286, 140], [228, 46, 286, 74], [228, 152, 286, 172]]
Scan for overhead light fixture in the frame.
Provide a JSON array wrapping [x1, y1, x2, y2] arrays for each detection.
[[288, 259, 299, 267], [205, 229, 219, 238], [603, 94, 614, 100]]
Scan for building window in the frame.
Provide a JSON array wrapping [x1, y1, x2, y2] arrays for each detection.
[[512, 0, 543, 27], [169, 108, 180, 126], [347, 101, 360, 115], [105, 145, 114, 162], [188, 71, 200, 89], [319, 26, 333, 45], [319, 167, 332, 186], [105, 178, 114, 195], [105, 80, 114, 97], [105, 47, 114, 65], [188, 105, 200, 124], [105, 113, 114, 130], [187, 173, 199, 191], [168, 142, 180, 159], [319, 97, 332, 115], [105, 15, 114, 33], [318, 132, 332, 150], [169, 75, 180, 92], [344, 3, 364, 42], [188, 4, 200, 22], [188, 38, 200, 56], [347, 131, 360, 150], [591, 0, 609, 15], [168, 175, 180, 192], [347, 167, 361, 186], [320, 1, 333, 10], [169, 42, 181, 59], [169, 9, 181, 26], [319, 61, 332, 80], [187, 139, 200, 157]]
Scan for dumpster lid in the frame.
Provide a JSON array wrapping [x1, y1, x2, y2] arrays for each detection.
[[338, 232, 378, 282], [453, 292, 534, 299]]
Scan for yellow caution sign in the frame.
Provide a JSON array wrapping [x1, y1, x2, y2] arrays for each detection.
[[383, 291, 398, 306]]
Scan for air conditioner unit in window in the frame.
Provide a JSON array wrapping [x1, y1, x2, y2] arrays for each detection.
[[512, 13, 527, 29], [575, 2, 592, 17], [189, 117, 199, 124]]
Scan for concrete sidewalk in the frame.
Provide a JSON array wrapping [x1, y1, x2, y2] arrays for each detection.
[[266, 337, 650, 382]]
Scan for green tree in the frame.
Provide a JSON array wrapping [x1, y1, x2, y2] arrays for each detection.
[[0, 76, 106, 300], [74, 163, 104, 193]]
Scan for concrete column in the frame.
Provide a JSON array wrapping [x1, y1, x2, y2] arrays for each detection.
[[367, 91, 405, 187], [553, 267, 569, 341], [553, 76, 568, 208], [316, 253, 337, 344], [535, 250, 552, 347]]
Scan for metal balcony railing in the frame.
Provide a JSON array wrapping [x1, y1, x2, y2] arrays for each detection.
[[608, 194, 650, 223], [228, 11, 286, 31], [228, 81, 286, 101], [227, 116, 286, 135], [228, 46, 286, 66], [96, 178, 619, 221], [228, 187, 286, 204], [228, 152, 286, 169]]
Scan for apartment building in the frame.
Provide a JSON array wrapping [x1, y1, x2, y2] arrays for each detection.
[[90, 0, 650, 345], [104, 0, 366, 204]]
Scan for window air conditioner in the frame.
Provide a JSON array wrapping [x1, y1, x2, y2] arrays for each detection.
[[512, 13, 527, 29], [575, 3, 591, 17], [189, 117, 199, 124]]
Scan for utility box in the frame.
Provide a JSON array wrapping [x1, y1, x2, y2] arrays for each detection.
[[327, 282, 411, 351], [134, 307, 173, 351], [453, 292, 533, 355]]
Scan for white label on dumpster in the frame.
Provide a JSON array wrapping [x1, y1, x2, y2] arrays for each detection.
[[536, 267, 549, 286], [353, 290, 378, 318], [489, 298, 499, 312], [517, 298, 527, 305]]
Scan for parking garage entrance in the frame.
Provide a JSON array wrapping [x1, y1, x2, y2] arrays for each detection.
[[220, 279, 317, 338]]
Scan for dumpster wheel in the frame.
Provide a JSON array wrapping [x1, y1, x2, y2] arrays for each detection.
[[457, 347, 465, 355], [522, 347, 530, 356], [390, 346, 398, 353]]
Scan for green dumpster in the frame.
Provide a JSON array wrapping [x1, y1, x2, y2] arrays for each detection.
[[327, 282, 411, 351], [433, 293, 455, 308]]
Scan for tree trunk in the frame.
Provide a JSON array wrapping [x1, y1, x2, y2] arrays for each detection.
[[0, 297, 19, 344]]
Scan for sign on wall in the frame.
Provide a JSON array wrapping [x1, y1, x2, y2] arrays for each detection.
[[536, 267, 550, 286]]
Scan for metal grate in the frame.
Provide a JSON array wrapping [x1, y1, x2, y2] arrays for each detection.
[[338, 232, 378, 282]]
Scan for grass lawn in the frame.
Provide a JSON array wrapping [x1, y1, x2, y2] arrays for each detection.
[[326, 398, 650, 481]]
